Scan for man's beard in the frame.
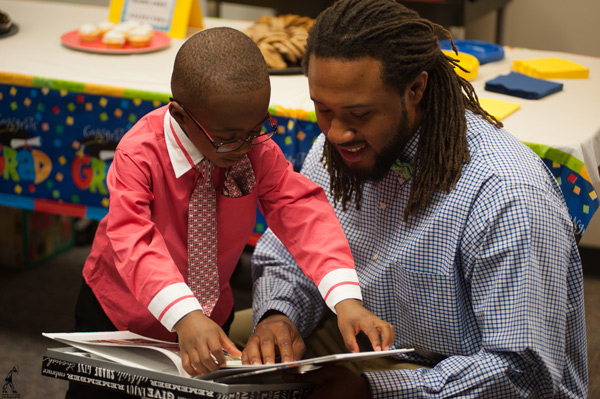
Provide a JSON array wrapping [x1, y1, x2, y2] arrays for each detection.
[[327, 107, 413, 187]]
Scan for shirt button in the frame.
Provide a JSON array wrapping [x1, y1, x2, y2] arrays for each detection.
[[380, 202, 386, 209], [373, 253, 378, 261]]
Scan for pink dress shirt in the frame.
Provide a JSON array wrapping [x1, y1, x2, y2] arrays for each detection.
[[83, 105, 361, 341]]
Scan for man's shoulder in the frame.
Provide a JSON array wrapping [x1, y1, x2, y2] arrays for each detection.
[[463, 112, 560, 197], [465, 112, 540, 172]]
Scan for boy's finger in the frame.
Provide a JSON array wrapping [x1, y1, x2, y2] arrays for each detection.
[[359, 323, 382, 351], [180, 353, 196, 376], [221, 336, 243, 358], [210, 341, 227, 366], [339, 322, 360, 353], [198, 348, 220, 373], [378, 323, 395, 350]]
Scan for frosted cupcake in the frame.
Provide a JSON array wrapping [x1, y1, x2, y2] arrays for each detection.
[[97, 20, 115, 35], [78, 23, 100, 42], [101, 30, 126, 48], [138, 23, 154, 38], [113, 20, 140, 35], [127, 26, 153, 47]]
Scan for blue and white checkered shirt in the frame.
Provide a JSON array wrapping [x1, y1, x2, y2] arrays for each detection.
[[252, 111, 587, 398]]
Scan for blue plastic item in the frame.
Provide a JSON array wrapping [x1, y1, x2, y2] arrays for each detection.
[[439, 40, 504, 65]]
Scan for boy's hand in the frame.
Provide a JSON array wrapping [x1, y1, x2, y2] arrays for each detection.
[[174, 310, 242, 376], [334, 299, 394, 353]]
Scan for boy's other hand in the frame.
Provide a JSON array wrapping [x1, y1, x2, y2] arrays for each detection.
[[174, 310, 242, 376], [334, 299, 394, 353]]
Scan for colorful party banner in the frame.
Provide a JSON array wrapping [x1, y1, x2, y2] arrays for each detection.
[[1, 72, 597, 237], [0, 72, 168, 219]]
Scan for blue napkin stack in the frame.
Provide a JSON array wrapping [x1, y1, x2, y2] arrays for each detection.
[[484, 71, 563, 100]]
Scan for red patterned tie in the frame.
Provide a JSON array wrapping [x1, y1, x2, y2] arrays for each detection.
[[187, 158, 219, 316], [187, 156, 255, 316]]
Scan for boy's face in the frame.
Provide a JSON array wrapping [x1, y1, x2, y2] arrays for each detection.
[[172, 84, 271, 169]]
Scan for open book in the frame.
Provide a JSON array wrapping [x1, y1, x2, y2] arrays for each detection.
[[43, 331, 413, 382]]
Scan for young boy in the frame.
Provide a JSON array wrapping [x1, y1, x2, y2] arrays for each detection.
[[67, 27, 392, 397]]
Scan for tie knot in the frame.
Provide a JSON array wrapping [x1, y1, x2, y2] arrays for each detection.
[[196, 159, 214, 186]]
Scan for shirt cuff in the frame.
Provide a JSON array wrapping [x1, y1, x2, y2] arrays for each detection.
[[148, 283, 203, 332], [317, 268, 363, 314]]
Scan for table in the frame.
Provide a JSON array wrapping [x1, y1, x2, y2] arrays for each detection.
[[1, 0, 599, 237]]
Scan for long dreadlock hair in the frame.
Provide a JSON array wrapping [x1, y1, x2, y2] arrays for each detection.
[[302, 0, 502, 219]]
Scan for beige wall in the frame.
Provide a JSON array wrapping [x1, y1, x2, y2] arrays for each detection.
[[466, 0, 600, 57]]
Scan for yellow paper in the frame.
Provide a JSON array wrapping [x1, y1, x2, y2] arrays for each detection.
[[512, 58, 589, 79], [479, 97, 521, 120], [108, 0, 203, 39], [443, 50, 479, 81]]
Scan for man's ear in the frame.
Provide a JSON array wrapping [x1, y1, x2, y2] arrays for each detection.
[[406, 71, 428, 105]]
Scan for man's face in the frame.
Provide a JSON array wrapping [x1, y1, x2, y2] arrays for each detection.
[[307, 56, 424, 181]]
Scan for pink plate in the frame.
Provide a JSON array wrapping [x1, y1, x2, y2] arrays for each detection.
[[60, 29, 171, 54]]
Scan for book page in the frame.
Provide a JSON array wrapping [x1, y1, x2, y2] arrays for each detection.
[[43, 331, 195, 377]]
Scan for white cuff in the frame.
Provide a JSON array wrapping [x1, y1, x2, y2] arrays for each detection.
[[317, 269, 363, 314], [148, 283, 203, 332]]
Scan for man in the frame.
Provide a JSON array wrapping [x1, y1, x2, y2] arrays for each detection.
[[242, 0, 588, 398]]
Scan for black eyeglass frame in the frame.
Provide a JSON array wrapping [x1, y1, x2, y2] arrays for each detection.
[[170, 97, 278, 153]]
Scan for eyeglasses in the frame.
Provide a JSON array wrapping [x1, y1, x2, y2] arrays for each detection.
[[170, 97, 277, 153]]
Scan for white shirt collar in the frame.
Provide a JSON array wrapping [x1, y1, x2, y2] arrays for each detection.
[[164, 108, 205, 178]]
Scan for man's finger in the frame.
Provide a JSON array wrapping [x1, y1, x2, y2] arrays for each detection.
[[273, 333, 295, 362], [258, 332, 277, 364], [240, 337, 254, 364]]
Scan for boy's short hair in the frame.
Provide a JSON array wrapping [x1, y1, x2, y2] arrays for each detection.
[[171, 27, 270, 105]]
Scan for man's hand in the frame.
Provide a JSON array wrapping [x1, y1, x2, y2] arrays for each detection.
[[335, 299, 395, 353], [284, 365, 372, 399], [241, 312, 305, 365], [174, 310, 242, 376]]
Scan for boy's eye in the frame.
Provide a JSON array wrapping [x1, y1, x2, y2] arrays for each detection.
[[351, 111, 369, 118], [316, 108, 330, 114]]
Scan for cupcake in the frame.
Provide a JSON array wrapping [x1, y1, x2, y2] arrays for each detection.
[[112, 19, 140, 35], [97, 20, 115, 35], [127, 26, 153, 47], [138, 23, 154, 38], [78, 23, 100, 42], [101, 29, 126, 48], [0, 10, 12, 34]]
